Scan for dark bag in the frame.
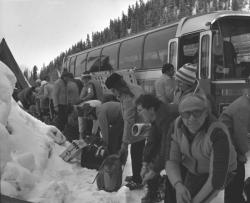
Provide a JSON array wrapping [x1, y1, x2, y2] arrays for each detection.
[[80, 135, 108, 170], [95, 154, 123, 192], [244, 177, 250, 203]]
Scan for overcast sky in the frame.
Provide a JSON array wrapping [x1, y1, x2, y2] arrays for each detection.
[[0, 0, 141, 71]]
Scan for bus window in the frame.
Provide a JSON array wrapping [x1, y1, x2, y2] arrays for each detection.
[[119, 36, 144, 69], [144, 26, 177, 69], [179, 34, 199, 68], [69, 56, 76, 74], [75, 53, 87, 77], [100, 43, 119, 71], [200, 35, 210, 79], [87, 49, 101, 72], [212, 18, 250, 80]]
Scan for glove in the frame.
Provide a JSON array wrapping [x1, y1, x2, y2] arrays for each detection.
[[142, 169, 157, 185], [140, 162, 149, 179], [119, 142, 128, 165]]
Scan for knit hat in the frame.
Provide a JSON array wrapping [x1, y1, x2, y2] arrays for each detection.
[[179, 94, 207, 113], [105, 73, 122, 89], [176, 63, 197, 86]]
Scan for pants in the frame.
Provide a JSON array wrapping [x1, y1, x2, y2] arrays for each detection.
[[224, 161, 246, 203], [78, 117, 93, 139], [164, 175, 176, 203], [147, 174, 161, 193], [107, 121, 123, 154], [55, 104, 68, 132], [131, 140, 145, 183]]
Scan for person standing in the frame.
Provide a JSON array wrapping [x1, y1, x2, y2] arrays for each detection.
[[154, 63, 176, 104], [105, 73, 145, 190], [135, 94, 179, 203], [220, 88, 250, 203], [43, 80, 55, 120], [76, 71, 103, 140], [53, 71, 79, 131]]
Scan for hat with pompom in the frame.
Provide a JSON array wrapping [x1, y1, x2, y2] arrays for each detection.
[[176, 63, 197, 86]]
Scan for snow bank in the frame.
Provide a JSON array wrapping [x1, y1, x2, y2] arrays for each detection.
[[0, 61, 144, 203], [0, 60, 249, 203]]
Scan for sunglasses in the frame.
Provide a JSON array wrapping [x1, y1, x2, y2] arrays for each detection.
[[180, 109, 205, 119]]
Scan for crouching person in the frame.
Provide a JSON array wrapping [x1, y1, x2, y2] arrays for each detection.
[[166, 94, 237, 203], [79, 101, 123, 154], [135, 94, 179, 203]]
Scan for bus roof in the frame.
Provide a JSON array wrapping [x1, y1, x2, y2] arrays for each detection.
[[176, 10, 250, 37]]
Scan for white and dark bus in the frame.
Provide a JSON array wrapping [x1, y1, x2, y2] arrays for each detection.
[[63, 10, 250, 113]]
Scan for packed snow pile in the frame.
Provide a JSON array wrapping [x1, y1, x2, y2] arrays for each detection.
[[0, 61, 249, 203], [0, 61, 144, 203]]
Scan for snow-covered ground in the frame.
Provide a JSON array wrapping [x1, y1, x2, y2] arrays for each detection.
[[0, 61, 249, 203]]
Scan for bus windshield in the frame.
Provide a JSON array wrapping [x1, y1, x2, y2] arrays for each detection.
[[212, 17, 250, 80]]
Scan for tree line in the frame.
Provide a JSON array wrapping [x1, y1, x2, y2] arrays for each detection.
[[24, 0, 248, 83]]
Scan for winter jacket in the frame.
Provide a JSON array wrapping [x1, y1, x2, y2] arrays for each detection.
[[119, 83, 145, 144], [17, 87, 35, 109], [44, 83, 54, 100], [154, 74, 176, 104], [143, 103, 179, 173], [96, 102, 123, 146], [79, 80, 103, 103], [53, 78, 79, 107], [220, 95, 250, 162], [168, 116, 237, 189]]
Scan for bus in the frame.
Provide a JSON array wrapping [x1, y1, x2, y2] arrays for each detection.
[[63, 10, 250, 113]]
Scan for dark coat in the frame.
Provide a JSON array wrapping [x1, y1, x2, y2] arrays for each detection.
[[143, 103, 179, 173]]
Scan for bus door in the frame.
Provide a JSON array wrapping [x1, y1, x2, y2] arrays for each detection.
[[168, 38, 178, 71], [199, 31, 212, 95], [210, 17, 250, 114]]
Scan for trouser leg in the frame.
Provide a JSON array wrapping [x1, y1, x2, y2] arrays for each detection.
[[56, 104, 68, 131], [108, 120, 123, 154], [131, 140, 145, 183], [78, 117, 93, 139], [164, 175, 176, 203], [224, 161, 246, 203]]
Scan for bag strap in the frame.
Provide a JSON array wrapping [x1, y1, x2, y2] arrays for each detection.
[[90, 155, 125, 184], [90, 156, 108, 184]]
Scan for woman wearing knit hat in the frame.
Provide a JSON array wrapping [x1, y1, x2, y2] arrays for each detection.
[[173, 63, 204, 104], [105, 73, 145, 190], [166, 94, 237, 203]]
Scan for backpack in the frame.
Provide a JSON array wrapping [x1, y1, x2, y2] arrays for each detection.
[[95, 154, 123, 192], [80, 135, 108, 170]]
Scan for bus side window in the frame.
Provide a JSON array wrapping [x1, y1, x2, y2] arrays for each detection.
[[75, 53, 87, 77], [101, 44, 119, 71], [143, 26, 177, 69], [69, 56, 76, 75], [87, 49, 101, 72], [119, 36, 144, 70]]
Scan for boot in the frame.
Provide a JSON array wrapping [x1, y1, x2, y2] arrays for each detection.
[[141, 189, 160, 203]]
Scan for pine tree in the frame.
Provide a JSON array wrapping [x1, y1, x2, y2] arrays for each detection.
[[86, 34, 91, 49], [32, 65, 38, 81]]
